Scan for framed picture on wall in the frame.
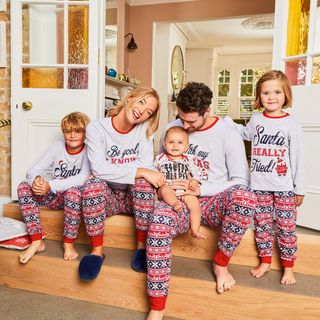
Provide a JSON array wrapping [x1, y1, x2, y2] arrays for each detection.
[[0, 0, 6, 12], [0, 21, 6, 67]]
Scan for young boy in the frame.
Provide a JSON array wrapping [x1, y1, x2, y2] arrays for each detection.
[[154, 126, 206, 239], [18, 112, 91, 264]]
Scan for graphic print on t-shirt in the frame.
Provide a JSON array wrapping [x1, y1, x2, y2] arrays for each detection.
[[53, 160, 81, 179], [251, 125, 288, 176], [185, 143, 209, 181], [106, 143, 140, 165]]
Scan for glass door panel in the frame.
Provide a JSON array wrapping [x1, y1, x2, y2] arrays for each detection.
[[285, 58, 307, 85], [286, 0, 310, 56]]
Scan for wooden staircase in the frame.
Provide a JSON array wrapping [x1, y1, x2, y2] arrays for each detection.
[[1, 203, 320, 320]]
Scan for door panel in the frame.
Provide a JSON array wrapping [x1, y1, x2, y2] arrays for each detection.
[[11, 0, 104, 199]]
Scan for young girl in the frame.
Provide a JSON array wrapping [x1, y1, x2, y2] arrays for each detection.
[[18, 112, 91, 263], [79, 87, 166, 280], [227, 70, 306, 285], [154, 126, 206, 240]]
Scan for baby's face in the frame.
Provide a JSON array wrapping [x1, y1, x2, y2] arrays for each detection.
[[163, 130, 189, 159]]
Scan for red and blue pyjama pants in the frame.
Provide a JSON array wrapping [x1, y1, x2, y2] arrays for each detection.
[[18, 182, 83, 242], [147, 184, 256, 310], [253, 190, 297, 268], [81, 177, 155, 247]]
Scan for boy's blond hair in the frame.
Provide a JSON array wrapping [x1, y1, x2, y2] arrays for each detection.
[[253, 70, 292, 110], [61, 112, 90, 132], [107, 87, 160, 139]]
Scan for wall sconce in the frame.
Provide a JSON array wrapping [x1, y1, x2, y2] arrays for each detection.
[[125, 33, 138, 50]]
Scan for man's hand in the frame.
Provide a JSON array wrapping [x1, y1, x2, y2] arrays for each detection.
[[171, 179, 200, 196], [188, 179, 200, 191]]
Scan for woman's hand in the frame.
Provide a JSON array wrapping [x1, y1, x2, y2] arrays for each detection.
[[137, 168, 166, 188], [295, 194, 305, 207]]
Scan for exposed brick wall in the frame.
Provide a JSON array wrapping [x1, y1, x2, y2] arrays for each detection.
[[0, 1, 11, 197]]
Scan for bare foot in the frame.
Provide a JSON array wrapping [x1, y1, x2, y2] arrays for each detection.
[[19, 240, 45, 264], [250, 263, 271, 278], [213, 264, 236, 294], [63, 242, 78, 261], [172, 201, 183, 213], [191, 228, 207, 240], [146, 310, 165, 320], [281, 267, 296, 285]]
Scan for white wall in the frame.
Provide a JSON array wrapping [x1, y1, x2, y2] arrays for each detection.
[[152, 23, 187, 150]]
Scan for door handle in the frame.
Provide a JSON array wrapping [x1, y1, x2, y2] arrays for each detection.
[[22, 101, 33, 111]]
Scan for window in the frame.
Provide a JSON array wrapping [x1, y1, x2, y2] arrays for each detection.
[[239, 68, 269, 119], [216, 69, 230, 117]]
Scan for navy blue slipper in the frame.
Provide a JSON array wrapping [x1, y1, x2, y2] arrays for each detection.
[[79, 254, 105, 281], [131, 248, 147, 273]]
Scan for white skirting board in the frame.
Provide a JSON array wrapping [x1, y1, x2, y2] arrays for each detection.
[[0, 197, 12, 217]]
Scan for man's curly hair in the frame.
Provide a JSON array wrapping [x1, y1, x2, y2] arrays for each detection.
[[176, 82, 213, 115]]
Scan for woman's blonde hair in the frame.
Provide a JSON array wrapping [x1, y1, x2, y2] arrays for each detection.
[[61, 111, 90, 132], [253, 70, 292, 110], [107, 87, 160, 139]]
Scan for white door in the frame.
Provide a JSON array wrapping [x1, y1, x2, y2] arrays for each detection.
[[11, 0, 105, 199], [273, 0, 320, 230]]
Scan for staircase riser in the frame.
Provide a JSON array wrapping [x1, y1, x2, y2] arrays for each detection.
[[4, 204, 320, 276]]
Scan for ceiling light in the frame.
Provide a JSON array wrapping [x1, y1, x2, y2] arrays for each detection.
[[241, 14, 274, 30]]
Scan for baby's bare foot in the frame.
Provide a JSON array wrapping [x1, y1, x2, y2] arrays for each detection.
[[191, 229, 207, 240], [63, 242, 78, 261], [213, 264, 236, 294], [250, 262, 271, 278], [172, 201, 183, 213], [19, 239, 45, 264], [281, 267, 296, 285]]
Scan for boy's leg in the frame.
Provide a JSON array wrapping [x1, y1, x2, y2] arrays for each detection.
[[147, 201, 190, 315], [63, 186, 84, 260], [274, 191, 297, 285], [183, 195, 205, 239], [17, 182, 63, 263], [201, 185, 256, 293], [251, 190, 274, 278]]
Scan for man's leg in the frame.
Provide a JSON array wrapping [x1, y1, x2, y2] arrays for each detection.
[[251, 190, 274, 278], [274, 191, 297, 285], [147, 201, 190, 319], [201, 185, 256, 293]]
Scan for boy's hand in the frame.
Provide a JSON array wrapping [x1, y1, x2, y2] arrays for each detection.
[[188, 179, 200, 191], [295, 194, 305, 207], [33, 179, 51, 195]]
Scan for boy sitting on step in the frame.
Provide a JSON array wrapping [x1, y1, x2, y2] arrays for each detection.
[[18, 112, 91, 264]]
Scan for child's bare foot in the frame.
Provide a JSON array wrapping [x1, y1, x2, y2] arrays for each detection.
[[63, 242, 78, 261], [172, 200, 183, 213], [281, 267, 296, 285], [19, 239, 45, 264], [213, 264, 236, 294], [250, 262, 271, 278], [191, 229, 207, 240], [146, 310, 165, 320]]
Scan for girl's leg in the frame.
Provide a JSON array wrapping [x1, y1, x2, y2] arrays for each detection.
[[17, 182, 64, 263], [251, 190, 274, 278], [274, 191, 297, 285], [201, 185, 256, 293], [63, 186, 84, 260], [147, 201, 190, 317]]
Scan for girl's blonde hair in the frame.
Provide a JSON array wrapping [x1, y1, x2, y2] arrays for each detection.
[[107, 87, 160, 139], [61, 111, 90, 132], [253, 70, 292, 110]]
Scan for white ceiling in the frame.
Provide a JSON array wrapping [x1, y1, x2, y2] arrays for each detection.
[[176, 16, 274, 54]]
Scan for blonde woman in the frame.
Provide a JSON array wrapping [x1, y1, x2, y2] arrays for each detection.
[[79, 87, 165, 280]]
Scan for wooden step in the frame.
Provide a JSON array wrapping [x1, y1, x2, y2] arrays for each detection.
[[0, 241, 319, 320], [4, 202, 320, 276]]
